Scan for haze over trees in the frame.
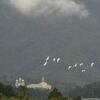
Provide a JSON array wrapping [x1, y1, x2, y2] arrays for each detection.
[[0, 82, 83, 100], [1, 81, 100, 100]]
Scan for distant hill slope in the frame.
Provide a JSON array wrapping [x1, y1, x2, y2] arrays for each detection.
[[69, 81, 100, 98], [0, 0, 100, 85]]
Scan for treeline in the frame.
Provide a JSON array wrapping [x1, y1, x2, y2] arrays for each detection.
[[48, 88, 81, 100], [0, 82, 81, 100], [69, 81, 100, 98], [0, 82, 16, 97], [1, 81, 100, 100]]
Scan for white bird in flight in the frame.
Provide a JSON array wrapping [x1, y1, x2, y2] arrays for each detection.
[[43, 61, 48, 66], [57, 58, 60, 63], [53, 58, 56, 62], [68, 66, 72, 70], [82, 70, 86, 72], [46, 56, 50, 61], [91, 62, 94, 67], [73, 63, 78, 67], [79, 63, 84, 67]]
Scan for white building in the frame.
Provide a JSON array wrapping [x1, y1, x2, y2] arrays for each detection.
[[15, 77, 25, 88], [27, 77, 52, 90]]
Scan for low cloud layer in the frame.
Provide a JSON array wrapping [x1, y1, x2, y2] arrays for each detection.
[[6, 0, 89, 18]]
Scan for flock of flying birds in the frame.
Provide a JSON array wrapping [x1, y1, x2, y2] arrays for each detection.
[[67, 62, 95, 73], [43, 56, 60, 66], [43, 56, 95, 73]]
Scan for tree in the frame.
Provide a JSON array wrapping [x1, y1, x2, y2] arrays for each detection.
[[74, 96, 81, 100], [48, 88, 65, 100], [0, 82, 16, 97], [17, 86, 29, 100]]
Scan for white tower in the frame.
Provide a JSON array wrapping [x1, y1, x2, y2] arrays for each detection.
[[15, 80, 19, 88]]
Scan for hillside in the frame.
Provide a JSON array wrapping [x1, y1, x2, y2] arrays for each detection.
[[0, 0, 100, 85]]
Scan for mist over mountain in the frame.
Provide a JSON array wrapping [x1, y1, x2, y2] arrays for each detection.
[[0, 0, 100, 86]]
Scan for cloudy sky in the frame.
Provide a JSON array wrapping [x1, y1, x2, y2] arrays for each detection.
[[5, 0, 89, 17], [0, 0, 100, 84]]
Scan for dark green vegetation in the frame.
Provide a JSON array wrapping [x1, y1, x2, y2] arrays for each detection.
[[0, 82, 82, 100], [48, 88, 81, 100], [0, 82, 16, 97]]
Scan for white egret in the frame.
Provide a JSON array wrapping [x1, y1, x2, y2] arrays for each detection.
[[46, 56, 50, 61], [82, 70, 86, 72], [91, 62, 94, 67], [53, 58, 56, 62], [57, 58, 60, 63], [73, 63, 77, 67], [79, 63, 84, 67], [68, 66, 72, 70], [43, 61, 48, 66]]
